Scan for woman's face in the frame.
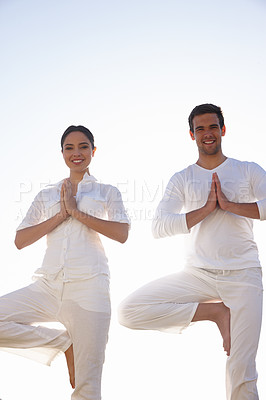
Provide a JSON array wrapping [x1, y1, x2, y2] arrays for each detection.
[[62, 131, 96, 173]]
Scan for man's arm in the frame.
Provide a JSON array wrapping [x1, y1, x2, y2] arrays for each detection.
[[214, 173, 260, 219], [152, 173, 218, 238], [186, 174, 218, 229]]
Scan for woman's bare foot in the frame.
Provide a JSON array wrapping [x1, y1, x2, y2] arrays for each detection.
[[192, 302, 231, 356], [65, 344, 75, 388]]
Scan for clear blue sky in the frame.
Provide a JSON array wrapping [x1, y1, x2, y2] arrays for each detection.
[[0, 1, 266, 399]]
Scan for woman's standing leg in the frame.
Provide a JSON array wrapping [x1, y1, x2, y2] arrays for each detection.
[[59, 276, 111, 400]]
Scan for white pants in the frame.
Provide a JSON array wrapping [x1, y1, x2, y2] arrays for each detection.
[[118, 267, 263, 400], [0, 273, 111, 400]]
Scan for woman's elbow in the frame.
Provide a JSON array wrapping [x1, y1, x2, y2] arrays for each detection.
[[119, 231, 129, 244], [14, 238, 23, 250], [14, 232, 26, 250], [117, 224, 129, 244]]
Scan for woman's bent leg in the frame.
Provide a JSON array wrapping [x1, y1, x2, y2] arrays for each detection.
[[0, 280, 71, 365]]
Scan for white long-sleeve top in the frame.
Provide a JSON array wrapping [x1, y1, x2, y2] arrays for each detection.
[[152, 158, 266, 270], [17, 173, 130, 281]]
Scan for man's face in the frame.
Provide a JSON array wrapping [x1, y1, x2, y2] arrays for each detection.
[[190, 113, 226, 156]]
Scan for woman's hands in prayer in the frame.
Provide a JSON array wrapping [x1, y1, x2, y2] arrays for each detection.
[[60, 179, 77, 218]]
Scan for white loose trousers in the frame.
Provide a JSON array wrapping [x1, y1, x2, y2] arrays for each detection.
[[118, 267, 263, 400], [0, 273, 111, 400]]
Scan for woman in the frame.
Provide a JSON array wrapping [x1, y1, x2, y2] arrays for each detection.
[[0, 125, 129, 399]]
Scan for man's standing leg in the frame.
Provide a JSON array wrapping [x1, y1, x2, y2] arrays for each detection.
[[219, 268, 263, 400]]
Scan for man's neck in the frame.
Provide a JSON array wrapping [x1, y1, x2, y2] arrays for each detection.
[[196, 153, 227, 170]]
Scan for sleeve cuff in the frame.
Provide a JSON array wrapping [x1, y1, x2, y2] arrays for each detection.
[[256, 199, 266, 221], [152, 212, 190, 238]]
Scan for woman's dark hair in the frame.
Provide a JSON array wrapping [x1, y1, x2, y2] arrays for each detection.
[[188, 104, 224, 132], [61, 125, 95, 150]]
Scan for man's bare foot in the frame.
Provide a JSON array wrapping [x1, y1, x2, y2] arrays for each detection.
[[192, 302, 231, 356], [213, 303, 231, 356], [65, 344, 75, 388]]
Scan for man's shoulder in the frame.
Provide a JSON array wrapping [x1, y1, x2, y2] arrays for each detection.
[[227, 157, 249, 165], [227, 157, 262, 170], [173, 163, 196, 174], [168, 164, 197, 185], [225, 158, 266, 182]]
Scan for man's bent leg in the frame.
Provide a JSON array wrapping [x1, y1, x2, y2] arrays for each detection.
[[192, 302, 231, 356], [118, 269, 220, 334]]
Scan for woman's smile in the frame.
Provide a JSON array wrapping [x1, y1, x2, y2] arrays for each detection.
[[62, 131, 95, 177], [71, 158, 84, 165]]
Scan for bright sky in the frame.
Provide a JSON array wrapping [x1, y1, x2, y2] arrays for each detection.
[[1, 0, 266, 399]]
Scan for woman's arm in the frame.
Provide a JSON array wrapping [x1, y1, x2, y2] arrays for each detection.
[[15, 186, 69, 249], [62, 179, 129, 243], [71, 209, 129, 243], [15, 213, 67, 249]]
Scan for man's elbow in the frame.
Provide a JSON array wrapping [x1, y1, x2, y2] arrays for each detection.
[[151, 219, 162, 239]]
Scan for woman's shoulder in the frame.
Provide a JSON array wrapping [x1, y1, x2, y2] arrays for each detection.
[[91, 181, 122, 197], [80, 179, 123, 205], [33, 180, 62, 202]]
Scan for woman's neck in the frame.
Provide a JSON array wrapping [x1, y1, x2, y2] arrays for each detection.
[[69, 169, 89, 184]]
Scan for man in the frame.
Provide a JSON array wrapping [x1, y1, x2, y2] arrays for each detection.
[[119, 104, 265, 400]]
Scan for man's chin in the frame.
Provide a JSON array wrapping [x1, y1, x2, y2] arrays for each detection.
[[201, 147, 220, 156]]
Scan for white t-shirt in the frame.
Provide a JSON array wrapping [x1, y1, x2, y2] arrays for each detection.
[[152, 158, 266, 270], [17, 173, 130, 280]]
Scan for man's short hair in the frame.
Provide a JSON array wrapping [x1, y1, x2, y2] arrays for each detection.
[[188, 104, 224, 132]]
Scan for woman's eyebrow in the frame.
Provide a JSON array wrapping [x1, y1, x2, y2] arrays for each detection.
[[64, 141, 90, 147]]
